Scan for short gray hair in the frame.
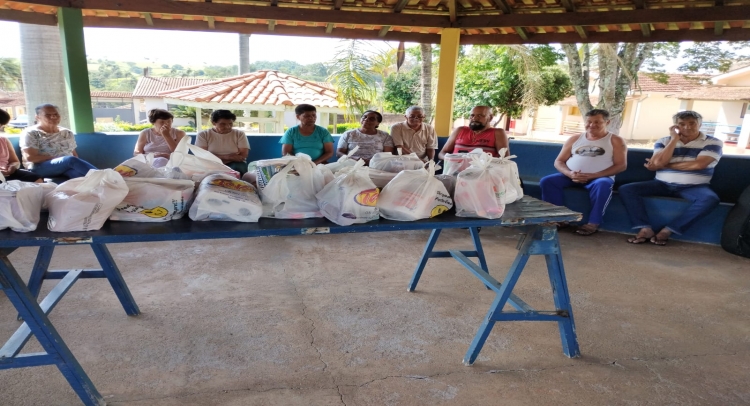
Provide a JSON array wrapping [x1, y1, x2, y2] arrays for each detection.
[[405, 106, 424, 116], [673, 110, 703, 126], [35, 103, 59, 115]]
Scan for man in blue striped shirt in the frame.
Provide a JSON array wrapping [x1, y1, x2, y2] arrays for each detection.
[[620, 111, 723, 245]]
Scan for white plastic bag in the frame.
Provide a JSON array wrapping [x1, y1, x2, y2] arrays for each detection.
[[442, 148, 485, 177], [316, 160, 379, 226], [254, 156, 297, 191], [114, 154, 161, 178], [109, 177, 195, 222], [367, 167, 398, 189], [454, 154, 506, 219], [189, 174, 263, 222], [491, 148, 524, 203], [46, 169, 129, 232], [0, 173, 45, 232], [377, 161, 452, 221], [369, 151, 425, 173], [260, 154, 332, 219], [325, 145, 360, 174], [435, 174, 457, 198], [167, 136, 239, 182]]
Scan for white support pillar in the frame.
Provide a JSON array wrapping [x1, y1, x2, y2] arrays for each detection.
[[195, 107, 202, 133], [277, 109, 285, 133], [736, 104, 750, 154]]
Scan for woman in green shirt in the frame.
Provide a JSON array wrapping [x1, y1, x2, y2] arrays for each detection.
[[279, 104, 334, 164]]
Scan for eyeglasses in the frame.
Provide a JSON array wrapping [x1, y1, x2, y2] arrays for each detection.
[[407, 115, 425, 120]]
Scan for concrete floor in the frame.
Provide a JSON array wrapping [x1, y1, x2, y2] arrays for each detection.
[[2, 227, 750, 405]]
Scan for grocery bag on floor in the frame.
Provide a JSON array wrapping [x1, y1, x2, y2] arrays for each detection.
[[260, 154, 332, 219], [325, 146, 360, 174], [189, 174, 263, 222], [491, 148, 523, 203], [0, 173, 45, 232], [369, 151, 424, 173], [46, 169, 129, 232], [254, 156, 297, 191], [454, 154, 506, 219], [367, 167, 398, 189], [316, 160, 379, 226], [166, 136, 239, 182], [114, 154, 160, 178], [377, 161, 452, 221], [109, 177, 195, 222]]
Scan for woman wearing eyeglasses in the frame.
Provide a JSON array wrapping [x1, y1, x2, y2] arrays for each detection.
[[336, 110, 394, 165]]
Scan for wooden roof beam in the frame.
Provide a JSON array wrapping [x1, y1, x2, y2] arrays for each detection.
[[0, 9, 57, 25], [460, 27, 750, 44], [574, 25, 586, 38], [268, 19, 276, 31], [378, 25, 391, 37], [333, 0, 345, 10], [633, 0, 645, 9], [143, 12, 153, 26], [448, 0, 456, 23], [715, 21, 725, 35], [207, 16, 215, 29], [325, 23, 334, 33]]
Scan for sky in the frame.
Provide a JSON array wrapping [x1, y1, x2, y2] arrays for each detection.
[[0, 21, 400, 66]]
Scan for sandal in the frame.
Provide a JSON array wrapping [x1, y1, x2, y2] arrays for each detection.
[[650, 236, 668, 246], [574, 226, 598, 236], [627, 235, 651, 244]]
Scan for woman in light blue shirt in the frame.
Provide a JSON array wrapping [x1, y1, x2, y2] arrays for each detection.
[[279, 104, 334, 164]]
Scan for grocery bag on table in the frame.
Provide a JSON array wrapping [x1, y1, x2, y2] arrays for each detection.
[[189, 174, 263, 222], [0, 173, 46, 232], [367, 167, 398, 189], [254, 156, 297, 191], [454, 154, 506, 219], [114, 154, 161, 179], [260, 154, 332, 219], [316, 160, 379, 226], [325, 146, 360, 174], [434, 174, 457, 198], [377, 161, 452, 221], [46, 169, 129, 232], [491, 148, 524, 203], [369, 151, 424, 173], [109, 177, 195, 222], [442, 148, 484, 176], [166, 136, 239, 182]]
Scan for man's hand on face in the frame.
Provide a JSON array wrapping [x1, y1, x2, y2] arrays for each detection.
[[669, 125, 681, 141]]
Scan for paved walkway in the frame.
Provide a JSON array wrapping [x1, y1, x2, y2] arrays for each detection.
[[2, 228, 749, 405]]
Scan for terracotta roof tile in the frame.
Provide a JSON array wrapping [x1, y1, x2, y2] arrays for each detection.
[[133, 76, 214, 98], [672, 86, 750, 101], [634, 73, 709, 93], [158, 70, 339, 108], [90, 91, 133, 98]]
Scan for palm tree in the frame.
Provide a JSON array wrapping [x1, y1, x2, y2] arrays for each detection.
[[20, 24, 70, 127], [326, 40, 377, 120], [369, 47, 397, 112], [0, 58, 23, 91]]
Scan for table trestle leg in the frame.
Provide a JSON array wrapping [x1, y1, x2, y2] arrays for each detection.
[[90, 243, 140, 316], [0, 256, 105, 406], [462, 225, 580, 365], [408, 229, 442, 292]]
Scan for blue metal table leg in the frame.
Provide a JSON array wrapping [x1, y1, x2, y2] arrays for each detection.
[[90, 243, 140, 316], [0, 256, 105, 406], [463, 230, 534, 365], [408, 229, 441, 292], [543, 227, 580, 358], [469, 227, 492, 290], [27, 246, 55, 299]]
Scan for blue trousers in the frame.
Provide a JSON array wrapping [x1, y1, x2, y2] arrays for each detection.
[[540, 173, 614, 225], [31, 156, 97, 179], [618, 179, 719, 235]]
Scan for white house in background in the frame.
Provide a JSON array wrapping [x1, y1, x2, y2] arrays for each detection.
[[510, 73, 710, 142], [132, 75, 214, 127], [669, 64, 750, 150]]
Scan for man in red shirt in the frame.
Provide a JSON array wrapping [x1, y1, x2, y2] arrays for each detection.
[[439, 105, 510, 159]]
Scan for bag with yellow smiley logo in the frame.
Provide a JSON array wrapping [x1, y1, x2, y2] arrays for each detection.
[[378, 161, 453, 221], [110, 177, 196, 222], [316, 159, 380, 226]]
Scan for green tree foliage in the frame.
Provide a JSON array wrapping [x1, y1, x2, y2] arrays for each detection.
[[203, 65, 238, 78], [327, 40, 378, 120], [89, 60, 138, 91], [383, 68, 419, 114], [0, 58, 23, 91], [249, 60, 328, 82], [454, 45, 572, 122]]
